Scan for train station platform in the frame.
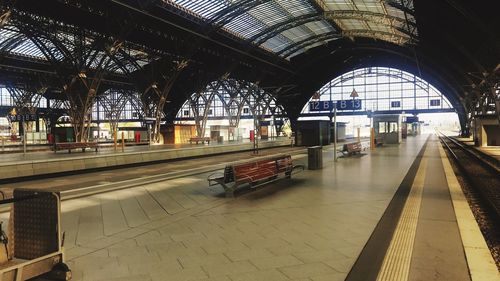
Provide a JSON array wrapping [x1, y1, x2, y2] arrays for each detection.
[[0, 138, 294, 181], [1, 134, 498, 281], [453, 136, 500, 163]]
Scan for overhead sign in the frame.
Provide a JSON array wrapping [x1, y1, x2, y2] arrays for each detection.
[[405, 116, 419, 123], [309, 101, 334, 111], [309, 100, 362, 111], [274, 120, 284, 126], [391, 101, 401, 108], [336, 99, 362, 111], [7, 114, 37, 122], [430, 99, 441, 106]]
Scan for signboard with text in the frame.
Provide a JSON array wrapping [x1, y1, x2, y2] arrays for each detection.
[[309, 100, 362, 111], [7, 114, 37, 122]]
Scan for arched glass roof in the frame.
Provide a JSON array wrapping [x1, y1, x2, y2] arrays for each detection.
[[168, 0, 417, 59], [301, 67, 454, 115]]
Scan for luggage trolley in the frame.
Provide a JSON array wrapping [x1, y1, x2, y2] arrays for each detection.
[[0, 189, 71, 281]]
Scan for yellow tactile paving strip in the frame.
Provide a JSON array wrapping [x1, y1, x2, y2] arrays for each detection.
[[438, 144, 500, 281], [376, 152, 428, 281]]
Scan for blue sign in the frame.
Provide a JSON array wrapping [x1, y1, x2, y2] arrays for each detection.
[[405, 116, 419, 123], [335, 100, 362, 111], [309, 101, 334, 111], [391, 101, 401, 108], [309, 100, 362, 111], [259, 121, 271, 126], [430, 99, 441, 106]]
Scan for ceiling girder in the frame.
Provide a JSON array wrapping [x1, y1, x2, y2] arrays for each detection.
[[249, 13, 323, 46], [277, 32, 341, 58], [208, 0, 271, 29], [386, 0, 415, 16], [342, 29, 413, 45], [324, 10, 416, 27]]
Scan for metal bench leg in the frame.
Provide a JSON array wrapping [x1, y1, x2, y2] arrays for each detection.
[[225, 189, 235, 198], [220, 183, 235, 198]]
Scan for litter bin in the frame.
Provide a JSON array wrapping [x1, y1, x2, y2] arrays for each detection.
[[308, 146, 322, 170], [217, 136, 224, 143]]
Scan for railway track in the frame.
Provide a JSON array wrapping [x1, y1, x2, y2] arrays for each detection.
[[438, 132, 500, 268]]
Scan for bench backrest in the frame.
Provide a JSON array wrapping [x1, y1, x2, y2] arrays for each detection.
[[230, 155, 292, 183], [346, 142, 362, 152]]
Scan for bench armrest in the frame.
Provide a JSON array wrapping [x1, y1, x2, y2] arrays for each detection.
[[291, 164, 305, 174], [207, 173, 225, 186]]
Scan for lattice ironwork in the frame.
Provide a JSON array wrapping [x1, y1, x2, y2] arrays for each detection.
[[140, 59, 189, 143], [177, 78, 287, 137]]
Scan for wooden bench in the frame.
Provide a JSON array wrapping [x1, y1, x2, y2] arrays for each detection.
[[207, 155, 304, 197], [342, 142, 363, 156], [189, 137, 211, 144], [53, 142, 98, 153]]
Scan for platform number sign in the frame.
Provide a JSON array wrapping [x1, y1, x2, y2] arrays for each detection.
[[309, 101, 334, 111], [309, 100, 362, 111], [391, 101, 401, 108], [430, 99, 441, 107], [336, 99, 362, 110], [7, 114, 37, 122]]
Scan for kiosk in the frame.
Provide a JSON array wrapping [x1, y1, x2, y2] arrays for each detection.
[[373, 114, 403, 145]]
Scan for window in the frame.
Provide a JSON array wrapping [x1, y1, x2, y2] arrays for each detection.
[[301, 67, 454, 114], [389, 122, 398, 133], [183, 110, 189, 116], [378, 122, 387, 133], [243, 108, 249, 114]]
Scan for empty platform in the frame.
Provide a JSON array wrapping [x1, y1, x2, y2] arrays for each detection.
[[2, 134, 497, 281]]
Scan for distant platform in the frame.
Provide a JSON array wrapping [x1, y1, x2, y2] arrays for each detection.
[[454, 136, 500, 162], [0, 138, 292, 181]]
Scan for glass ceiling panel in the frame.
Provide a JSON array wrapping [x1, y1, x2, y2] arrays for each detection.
[[323, 0, 417, 45], [169, 0, 417, 58], [0, 26, 47, 60]]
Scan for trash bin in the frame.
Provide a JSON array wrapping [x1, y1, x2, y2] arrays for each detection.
[[217, 136, 223, 143], [308, 146, 323, 170]]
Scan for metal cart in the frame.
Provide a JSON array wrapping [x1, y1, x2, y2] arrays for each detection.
[[0, 189, 71, 281]]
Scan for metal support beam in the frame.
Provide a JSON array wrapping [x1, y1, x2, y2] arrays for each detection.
[[276, 32, 341, 58], [324, 10, 416, 27], [249, 13, 323, 46], [208, 0, 271, 28], [342, 29, 413, 45]]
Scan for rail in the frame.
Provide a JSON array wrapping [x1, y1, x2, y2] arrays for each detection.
[[437, 131, 500, 218]]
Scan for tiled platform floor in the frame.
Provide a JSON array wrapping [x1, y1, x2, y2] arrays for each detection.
[[44, 135, 427, 281]]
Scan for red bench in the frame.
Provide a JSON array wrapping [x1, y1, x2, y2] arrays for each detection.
[[341, 142, 363, 156], [189, 137, 210, 144], [53, 142, 98, 153], [208, 155, 303, 197]]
